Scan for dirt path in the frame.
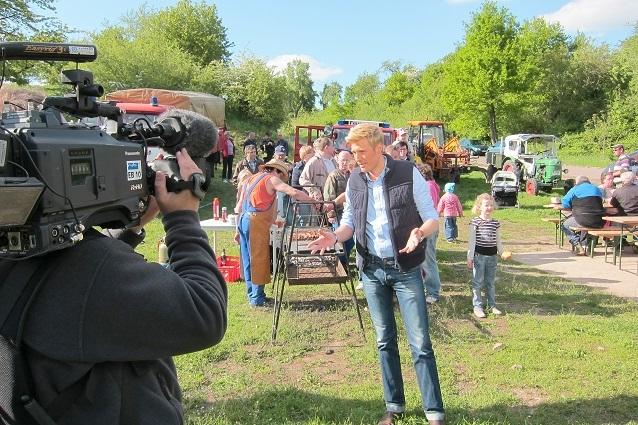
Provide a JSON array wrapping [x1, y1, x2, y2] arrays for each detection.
[[562, 164, 603, 183], [502, 221, 638, 300]]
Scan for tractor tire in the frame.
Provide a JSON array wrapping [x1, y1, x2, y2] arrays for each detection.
[[526, 178, 539, 196]]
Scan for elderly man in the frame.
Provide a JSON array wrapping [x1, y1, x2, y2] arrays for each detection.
[[561, 176, 605, 255], [309, 123, 445, 425], [610, 171, 638, 215], [299, 136, 337, 200]]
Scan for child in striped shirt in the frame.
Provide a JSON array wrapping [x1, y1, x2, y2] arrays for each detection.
[[467, 193, 511, 318]]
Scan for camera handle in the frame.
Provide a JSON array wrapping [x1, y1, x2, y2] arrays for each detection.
[[148, 158, 209, 200]]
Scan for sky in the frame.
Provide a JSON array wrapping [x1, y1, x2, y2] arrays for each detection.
[[52, 0, 638, 90]]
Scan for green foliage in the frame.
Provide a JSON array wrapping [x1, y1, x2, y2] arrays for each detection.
[[224, 57, 287, 128], [283, 60, 316, 118], [442, 1, 520, 143], [343, 73, 380, 112], [380, 71, 416, 107], [144, 0, 233, 65], [319, 82, 342, 110]]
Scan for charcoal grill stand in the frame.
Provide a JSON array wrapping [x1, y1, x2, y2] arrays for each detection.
[[271, 200, 366, 342]]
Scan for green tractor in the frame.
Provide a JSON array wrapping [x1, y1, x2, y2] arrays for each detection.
[[485, 134, 574, 195]]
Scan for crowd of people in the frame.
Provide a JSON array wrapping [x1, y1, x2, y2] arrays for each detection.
[[559, 143, 638, 255]]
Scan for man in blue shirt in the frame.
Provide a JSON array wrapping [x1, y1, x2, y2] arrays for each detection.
[[309, 123, 444, 425], [561, 175, 605, 255]]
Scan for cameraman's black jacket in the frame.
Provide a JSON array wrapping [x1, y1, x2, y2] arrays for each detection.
[[2, 211, 227, 424]]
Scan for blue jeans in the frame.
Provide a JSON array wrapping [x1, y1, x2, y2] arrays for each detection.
[[238, 213, 266, 306], [421, 230, 441, 299], [471, 253, 497, 309], [444, 217, 458, 241], [361, 261, 445, 421], [561, 216, 587, 247]]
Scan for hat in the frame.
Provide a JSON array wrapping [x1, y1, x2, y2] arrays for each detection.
[[612, 143, 624, 149], [274, 145, 286, 154], [397, 128, 407, 137], [264, 159, 289, 181], [444, 182, 456, 193]]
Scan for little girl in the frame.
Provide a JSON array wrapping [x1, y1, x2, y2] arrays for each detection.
[[467, 193, 511, 318], [437, 182, 463, 242]]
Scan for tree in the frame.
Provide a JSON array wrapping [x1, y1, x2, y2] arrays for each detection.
[[225, 57, 287, 127], [283, 59, 315, 118], [0, 0, 69, 84], [320, 81, 342, 109], [442, 1, 520, 143], [0, 0, 54, 39], [344, 73, 380, 109], [143, 0, 233, 66], [87, 26, 199, 93], [381, 71, 416, 107]]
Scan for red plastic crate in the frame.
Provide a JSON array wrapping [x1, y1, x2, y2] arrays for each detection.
[[216, 255, 241, 282]]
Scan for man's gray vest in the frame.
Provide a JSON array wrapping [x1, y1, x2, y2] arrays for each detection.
[[348, 156, 426, 271]]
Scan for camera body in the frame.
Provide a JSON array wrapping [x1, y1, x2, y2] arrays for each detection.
[[0, 42, 200, 259], [0, 96, 150, 258]]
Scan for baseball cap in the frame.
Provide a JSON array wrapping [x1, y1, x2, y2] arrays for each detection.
[[612, 143, 624, 149], [274, 145, 286, 154], [397, 128, 407, 137]]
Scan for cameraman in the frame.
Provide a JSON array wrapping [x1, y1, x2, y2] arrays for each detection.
[[0, 149, 227, 424]]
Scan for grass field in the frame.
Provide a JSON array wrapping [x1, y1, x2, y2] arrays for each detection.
[[135, 170, 638, 425]]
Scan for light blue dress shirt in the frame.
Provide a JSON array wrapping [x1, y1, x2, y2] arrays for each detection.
[[341, 157, 438, 258]]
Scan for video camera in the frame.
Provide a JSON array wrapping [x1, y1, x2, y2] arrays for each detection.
[[0, 42, 216, 259]]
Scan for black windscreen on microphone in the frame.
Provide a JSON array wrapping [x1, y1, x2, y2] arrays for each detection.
[[156, 109, 218, 158]]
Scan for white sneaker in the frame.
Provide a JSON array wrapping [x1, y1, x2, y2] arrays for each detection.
[[490, 307, 503, 316], [426, 295, 439, 304], [355, 282, 364, 290], [473, 307, 486, 318]]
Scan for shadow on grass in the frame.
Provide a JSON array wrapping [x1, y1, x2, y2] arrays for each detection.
[[185, 388, 638, 425]]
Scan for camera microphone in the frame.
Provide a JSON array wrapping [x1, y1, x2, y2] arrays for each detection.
[[145, 110, 218, 198], [155, 109, 218, 158]]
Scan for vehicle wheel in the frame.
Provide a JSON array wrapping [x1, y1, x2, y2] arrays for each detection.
[[526, 178, 539, 196]]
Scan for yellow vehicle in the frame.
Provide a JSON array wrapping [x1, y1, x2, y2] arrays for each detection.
[[407, 120, 469, 182]]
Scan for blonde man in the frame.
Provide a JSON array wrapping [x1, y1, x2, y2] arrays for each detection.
[[309, 124, 445, 425]]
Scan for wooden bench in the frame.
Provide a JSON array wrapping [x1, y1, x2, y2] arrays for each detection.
[[586, 229, 624, 262]]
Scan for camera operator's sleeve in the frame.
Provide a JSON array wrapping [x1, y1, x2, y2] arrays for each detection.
[[24, 211, 228, 362]]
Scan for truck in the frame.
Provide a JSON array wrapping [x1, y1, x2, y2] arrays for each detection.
[[293, 119, 396, 161], [484, 134, 573, 195], [407, 120, 469, 182], [106, 88, 226, 129]]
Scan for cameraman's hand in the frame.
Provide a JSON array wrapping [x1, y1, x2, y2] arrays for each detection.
[[129, 196, 160, 233], [155, 148, 201, 214]]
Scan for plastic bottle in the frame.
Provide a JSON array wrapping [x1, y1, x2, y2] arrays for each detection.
[[221, 206, 227, 222], [220, 248, 227, 266], [212, 197, 220, 220], [158, 237, 169, 268]]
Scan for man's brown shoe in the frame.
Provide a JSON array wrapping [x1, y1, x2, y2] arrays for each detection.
[[377, 411, 404, 425]]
